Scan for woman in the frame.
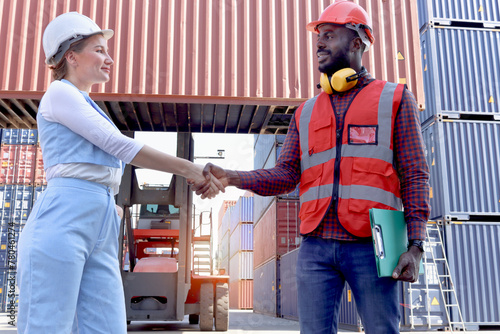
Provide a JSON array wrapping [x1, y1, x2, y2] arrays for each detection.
[[17, 12, 222, 333]]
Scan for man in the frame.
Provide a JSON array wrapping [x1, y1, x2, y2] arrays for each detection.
[[194, 1, 430, 333]]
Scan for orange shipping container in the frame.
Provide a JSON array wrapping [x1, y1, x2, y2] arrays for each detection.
[[229, 279, 253, 310]]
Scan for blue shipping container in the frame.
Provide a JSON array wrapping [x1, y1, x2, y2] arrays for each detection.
[[445, 222, 500, 327], [253, 258, 278, 317], [420, 26, 500, 123], [1, 129, 38, 145], [34, 185, 47, 204], [417, 0, 500, 30], [229, 223, 253, 257], [279, 248, 298, 320], [229, 196, 253, 233], [422, 119, 500, 220]]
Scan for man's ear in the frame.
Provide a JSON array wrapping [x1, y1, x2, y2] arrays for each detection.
[[351, 36, 364, 53]]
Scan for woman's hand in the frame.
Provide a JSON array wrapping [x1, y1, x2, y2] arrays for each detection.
[[187, 164, 226, 199]]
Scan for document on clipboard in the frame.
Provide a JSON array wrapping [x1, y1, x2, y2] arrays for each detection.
[[369, 208, 424, 278]]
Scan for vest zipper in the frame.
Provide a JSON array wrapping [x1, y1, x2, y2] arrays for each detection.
[[331, 94, 343, 215]]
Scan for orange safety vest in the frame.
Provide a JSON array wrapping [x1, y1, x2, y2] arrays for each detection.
[[295, 80, 405, 237]]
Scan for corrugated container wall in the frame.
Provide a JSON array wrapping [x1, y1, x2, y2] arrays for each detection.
[[229, 251, 253, 281], [229, 196, 253, 233], [445, 222, 500, 326], [419, 26, 500, 123], [338, 282, 363, 332], [229, 223, 253, 258], [217, 230, 230, 272], [1, 0, 424, 108], [422, 119, 500, 220], [218, 200, 236, 229], [253, 199, 300, 269], [279, 248, 299, 320], [229, 280, 253, 310], [253, 258, 278, 317], [417, 0, 500, 29]]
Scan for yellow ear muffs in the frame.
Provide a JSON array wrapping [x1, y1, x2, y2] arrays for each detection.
[[319, 68, 367, 94], [331, 68, 358, 92], [320, 72, 334, 94]]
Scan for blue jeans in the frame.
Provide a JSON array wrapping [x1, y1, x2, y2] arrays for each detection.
[[296, 236, 400, 334]]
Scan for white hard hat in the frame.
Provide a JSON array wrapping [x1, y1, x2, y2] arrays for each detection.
[[43, 12, 113, 65]]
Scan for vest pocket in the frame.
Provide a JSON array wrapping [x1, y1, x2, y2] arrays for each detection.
[[308, 117, 334, 155]]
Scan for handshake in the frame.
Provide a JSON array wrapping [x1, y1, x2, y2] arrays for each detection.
[[187, 163, 240, 199]]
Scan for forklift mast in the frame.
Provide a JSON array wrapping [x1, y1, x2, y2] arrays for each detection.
[[116, 133, 229, 331]]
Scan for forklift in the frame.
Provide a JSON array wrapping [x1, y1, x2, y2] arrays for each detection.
[[116, 133, 229, 331]]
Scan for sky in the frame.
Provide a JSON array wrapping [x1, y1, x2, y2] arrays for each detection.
[[134, 131, 255, 234]]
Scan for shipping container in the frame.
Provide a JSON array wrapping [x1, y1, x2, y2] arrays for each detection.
[[399, 225, 449, 330], [229, 251, 253, 281], [218, 205, 232, 243], [444, 221, 500, 327], [420, 26, 500, 123], [33, 185, 47, 204], [218, 229, 230, 269], [253, 134, 286, 170], [0, 145, 36, 184], [417, 0, 500, 30], [279, 248, 298, 320], [253, 199, 300, 268], [1, 0, 424, 111], [218, 200, 236, 229], [0, 271, 5, 311], [229, 279, 253, 310], [12, 185, 33, 223], [338, 282, 363, 332], [34, 145, 46, 185], [229, 196, 253, 233], [1, 129, 38, 145], [253, 257, 279, 317], [229, 223, 253, 258], [422, 119, 500, 220]]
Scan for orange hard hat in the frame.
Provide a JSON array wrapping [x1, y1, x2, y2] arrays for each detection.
[[306, 1, 374, 52]]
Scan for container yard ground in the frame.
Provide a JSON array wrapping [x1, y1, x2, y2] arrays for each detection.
[[1, 310, 499, 334]]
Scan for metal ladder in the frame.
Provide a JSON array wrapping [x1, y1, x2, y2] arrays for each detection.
[[425, 222, 466, 332]]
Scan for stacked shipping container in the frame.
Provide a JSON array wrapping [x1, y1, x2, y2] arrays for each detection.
[[253, 134, 301, 317], [0, 129, 47, 312], [418, 0, 500, 329], [218, 196, 254, 309], [228, 196, 254, 310]]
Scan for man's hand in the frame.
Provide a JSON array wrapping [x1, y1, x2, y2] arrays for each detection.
[[392, 245, 423, 282], [186, 164, 226, 199]]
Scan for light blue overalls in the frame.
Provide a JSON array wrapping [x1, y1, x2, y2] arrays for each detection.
[[17, 80, 127, 333]]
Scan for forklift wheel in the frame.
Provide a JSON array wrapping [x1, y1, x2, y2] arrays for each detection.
[[199, 283, 214, 331], [215, 283, 229, 331], [189, 314, 199, 324]]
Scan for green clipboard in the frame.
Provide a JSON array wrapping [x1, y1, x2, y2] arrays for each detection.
[[369, 208, 424, 278]]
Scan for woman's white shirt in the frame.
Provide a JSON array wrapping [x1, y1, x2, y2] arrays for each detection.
[[39, 80, 144, 193]]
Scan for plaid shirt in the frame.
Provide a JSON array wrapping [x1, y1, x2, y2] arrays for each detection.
[[238, 75, 430, 241]]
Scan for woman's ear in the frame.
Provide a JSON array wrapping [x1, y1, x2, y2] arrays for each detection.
[[65, 51, 78, 67]]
